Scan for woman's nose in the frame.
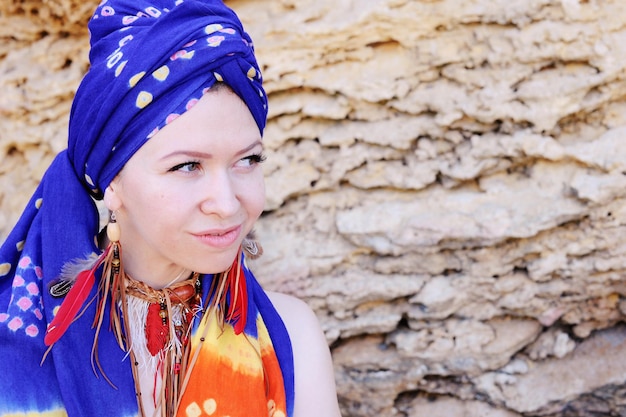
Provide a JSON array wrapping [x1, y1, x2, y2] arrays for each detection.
[[199, 171, 241, 218]]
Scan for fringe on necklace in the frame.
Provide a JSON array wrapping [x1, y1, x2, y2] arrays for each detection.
[[123, 271, 201, 416]]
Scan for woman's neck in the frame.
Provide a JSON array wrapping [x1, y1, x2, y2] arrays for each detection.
[[122, 257, 192, 289]]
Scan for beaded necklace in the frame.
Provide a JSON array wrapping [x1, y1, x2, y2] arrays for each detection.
[[123, 273, 201, 417]]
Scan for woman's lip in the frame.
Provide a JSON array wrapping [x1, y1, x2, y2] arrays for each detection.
[[193, 225, 242, 248]]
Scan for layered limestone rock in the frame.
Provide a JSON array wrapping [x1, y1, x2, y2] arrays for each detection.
[[2, 1, 626, 416]]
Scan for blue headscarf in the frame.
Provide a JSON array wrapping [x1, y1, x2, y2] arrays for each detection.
[[0, 1, 293, 415]]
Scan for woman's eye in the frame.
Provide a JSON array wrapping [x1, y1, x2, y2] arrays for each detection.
[[169, 161, 201, 172], [239, 153, 267, 167]]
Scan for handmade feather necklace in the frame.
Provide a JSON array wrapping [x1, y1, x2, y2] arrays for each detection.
[[124, 272, 201, 417]]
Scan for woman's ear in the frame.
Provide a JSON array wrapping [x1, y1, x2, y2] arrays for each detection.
[[103, 183, 122, 212]]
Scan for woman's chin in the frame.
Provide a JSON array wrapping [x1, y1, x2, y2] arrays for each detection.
[[191, 251, 241, 275]]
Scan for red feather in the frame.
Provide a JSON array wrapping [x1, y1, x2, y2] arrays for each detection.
[[44, 248, 109, 346], [146, 302, 169, 356], [228, 254, 248, 335]]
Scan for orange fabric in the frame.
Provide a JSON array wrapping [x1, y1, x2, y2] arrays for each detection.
[[177, 311, 287, 417]]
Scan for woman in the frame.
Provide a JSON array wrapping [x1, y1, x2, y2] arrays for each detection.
[[0, 1, 341, 416]]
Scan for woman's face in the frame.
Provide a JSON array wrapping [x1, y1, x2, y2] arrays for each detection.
[[104, 87, 265, 288]]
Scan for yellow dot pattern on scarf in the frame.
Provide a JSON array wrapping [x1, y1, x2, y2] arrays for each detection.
[[136, 91, 153, 109], [180, 50, 195, 59], [35, 198, 43, 209], [153, 65, 170, 81], [8, 410, 68, 417], [0, 263, 11, 277], [16, 240, 25, 251], [115, 60, 128, 77], [129, 71, 146, 87], [205, 23, 224, 35]]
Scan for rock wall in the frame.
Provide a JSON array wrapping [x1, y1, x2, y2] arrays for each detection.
[[2, 1, 626, 416]]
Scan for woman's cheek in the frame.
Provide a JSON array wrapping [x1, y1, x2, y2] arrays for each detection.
[[248, 175, 266, 215]]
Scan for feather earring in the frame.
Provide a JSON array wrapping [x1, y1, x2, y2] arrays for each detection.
[[242, 230, 263, 260], [44, 213, 121, 347], [225, 250, 248, 335], [44, 246, 109, 346], [44, 213, 120, 346], [202, 249, 248, 335]]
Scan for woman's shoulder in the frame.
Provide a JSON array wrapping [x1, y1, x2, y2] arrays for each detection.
[[265, 290, 324, 342], [265, 291, 316, 321], [265, 290, 342, 417]]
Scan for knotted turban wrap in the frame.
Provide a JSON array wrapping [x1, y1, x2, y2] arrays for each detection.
[[0, 1, 294, 416]]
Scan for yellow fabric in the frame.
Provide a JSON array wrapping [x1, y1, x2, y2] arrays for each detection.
[[178, 311, 287, 417]]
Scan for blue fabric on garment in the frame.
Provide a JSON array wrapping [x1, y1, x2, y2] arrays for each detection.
[[0, 1, 293, 416]]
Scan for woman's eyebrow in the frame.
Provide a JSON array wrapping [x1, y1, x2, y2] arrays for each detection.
[[161, 150, 212, 160], [160, 140, 263, 160], [235, 140, 263, 156]]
